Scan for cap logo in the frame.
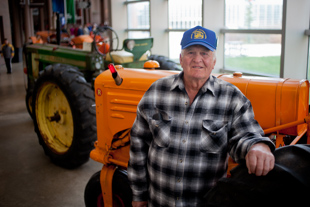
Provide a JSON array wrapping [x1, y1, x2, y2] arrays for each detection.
[[191, 29, 207, 40]]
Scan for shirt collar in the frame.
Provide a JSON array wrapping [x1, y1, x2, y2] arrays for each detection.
[[170, 72, 185, 91], [170, 71, 216, 96]]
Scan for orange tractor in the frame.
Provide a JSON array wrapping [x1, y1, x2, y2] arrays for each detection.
[[84, 63, 310, 206]]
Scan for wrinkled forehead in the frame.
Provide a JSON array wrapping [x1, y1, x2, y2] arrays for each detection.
[[184, 44, 211, 52]]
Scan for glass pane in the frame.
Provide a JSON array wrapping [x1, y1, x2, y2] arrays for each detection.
[[169, 32, 184, 62], [169, 0, 202, 29], [127, 2, 150, 29], [225, 0, 283, 29], [128, 31, 150, 39], [224, 33, 281, 76]]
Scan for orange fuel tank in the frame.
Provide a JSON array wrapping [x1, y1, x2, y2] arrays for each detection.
[[217, 72, 309, 136]]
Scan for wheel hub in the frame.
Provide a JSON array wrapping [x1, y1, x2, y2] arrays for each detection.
[[35, 82, 74, 154], [47, 111, 61, 122]]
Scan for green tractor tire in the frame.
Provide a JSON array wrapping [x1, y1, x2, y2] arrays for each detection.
[[32, 64, 97, 168], [84, 170, 132, 207]]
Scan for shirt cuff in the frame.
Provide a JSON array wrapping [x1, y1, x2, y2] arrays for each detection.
[[247, 137, 276, 153]]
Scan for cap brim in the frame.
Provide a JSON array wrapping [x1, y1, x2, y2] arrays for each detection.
[[182, 41, 215, 51]]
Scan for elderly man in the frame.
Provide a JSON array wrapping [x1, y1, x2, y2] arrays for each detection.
[[128, 26, 275, 207]]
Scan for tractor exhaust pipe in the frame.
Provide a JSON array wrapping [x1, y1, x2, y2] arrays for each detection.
[[108, 64, 123, 86], [56, 12, 61, 45]]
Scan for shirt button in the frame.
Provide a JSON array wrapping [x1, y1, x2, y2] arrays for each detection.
[[185, 101, 188, 105], [177, 178, 181, 182], [180, 159, 183, 163], [182, 140, 186, 143], [185, 121, 188, 124]]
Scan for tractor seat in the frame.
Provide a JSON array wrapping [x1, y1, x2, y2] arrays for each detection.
[[105, 50, 148, 64]]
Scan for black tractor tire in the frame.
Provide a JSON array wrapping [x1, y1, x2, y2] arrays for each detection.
[[204, 144, 310, 207], [148, 54, 182, 71], [25, 88, 33, 119], [32, 64, 97, 168], [84, 169, 132, 207]]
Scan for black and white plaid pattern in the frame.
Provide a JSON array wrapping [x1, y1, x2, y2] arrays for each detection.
[[128, 72, 274, 207]]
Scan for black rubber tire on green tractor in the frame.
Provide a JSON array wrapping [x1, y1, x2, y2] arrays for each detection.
[[25, 88, 33, 119], [148, 55, 182, 71], [32, 64, 97, 168], [84, 169, 132, 207]]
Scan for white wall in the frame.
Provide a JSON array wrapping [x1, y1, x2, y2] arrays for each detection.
[[110, 0, 127, 48], [282, 0, 310, 79], [150, 0, 169, 56], [203, 0, 225, 73]]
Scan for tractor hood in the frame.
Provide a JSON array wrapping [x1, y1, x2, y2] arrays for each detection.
[[95, 67, 180, 91], [94, 67, 180, 157]]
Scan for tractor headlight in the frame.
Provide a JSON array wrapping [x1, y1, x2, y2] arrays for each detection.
[[93, 56, 103, 70], [95, 62, 101, 69]]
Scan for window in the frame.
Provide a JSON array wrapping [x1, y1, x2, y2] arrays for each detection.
[[223, 0, 283, 77], [168, 0, 202, 61], [126, 0, 150, 38]]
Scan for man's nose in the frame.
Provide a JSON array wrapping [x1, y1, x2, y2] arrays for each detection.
[[193, 54, 203, 62]]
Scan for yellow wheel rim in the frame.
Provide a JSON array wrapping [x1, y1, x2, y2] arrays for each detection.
[[35, 82, 74, 154]]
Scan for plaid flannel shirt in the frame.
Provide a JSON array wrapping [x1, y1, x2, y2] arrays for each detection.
[[128, 72, 274, 207]]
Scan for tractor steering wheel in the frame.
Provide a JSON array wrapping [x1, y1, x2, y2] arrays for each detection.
[[93, 25, 119, 56]]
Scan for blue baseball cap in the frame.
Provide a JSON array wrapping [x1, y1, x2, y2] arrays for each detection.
[[180, 26, 217, 51]]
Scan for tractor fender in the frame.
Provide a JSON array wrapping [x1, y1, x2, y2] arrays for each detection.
[[204, 144, 310, 207]]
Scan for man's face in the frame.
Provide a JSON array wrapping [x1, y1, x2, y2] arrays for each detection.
[[4, 40, 8, 45], [180, 45, 216, 82]]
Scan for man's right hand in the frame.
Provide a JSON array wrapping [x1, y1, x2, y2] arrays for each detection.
[[132, 201, 148, 207]]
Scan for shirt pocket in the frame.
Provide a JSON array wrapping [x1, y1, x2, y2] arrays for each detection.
[[200, 119, 228, 153], [149, 109, 172, 148]]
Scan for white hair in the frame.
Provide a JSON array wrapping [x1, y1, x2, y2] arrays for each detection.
[[181, 48, 216, 61]]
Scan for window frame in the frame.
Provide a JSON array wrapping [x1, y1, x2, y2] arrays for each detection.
[[166, 0, 204, 61], [221, 0, 287, 78], [124, 0, 151, 37]]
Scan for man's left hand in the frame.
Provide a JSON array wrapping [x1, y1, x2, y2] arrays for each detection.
[[245, 143, 275, 176]]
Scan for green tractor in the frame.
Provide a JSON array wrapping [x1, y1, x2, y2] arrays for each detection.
[[24, 26, 181, 168]]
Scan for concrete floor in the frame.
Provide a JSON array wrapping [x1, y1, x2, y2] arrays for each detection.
[[0, 62, 102, 207]]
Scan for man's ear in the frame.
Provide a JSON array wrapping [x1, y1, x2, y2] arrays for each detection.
[[212, 58, 217, 70], [180, 53, 183, 65]]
